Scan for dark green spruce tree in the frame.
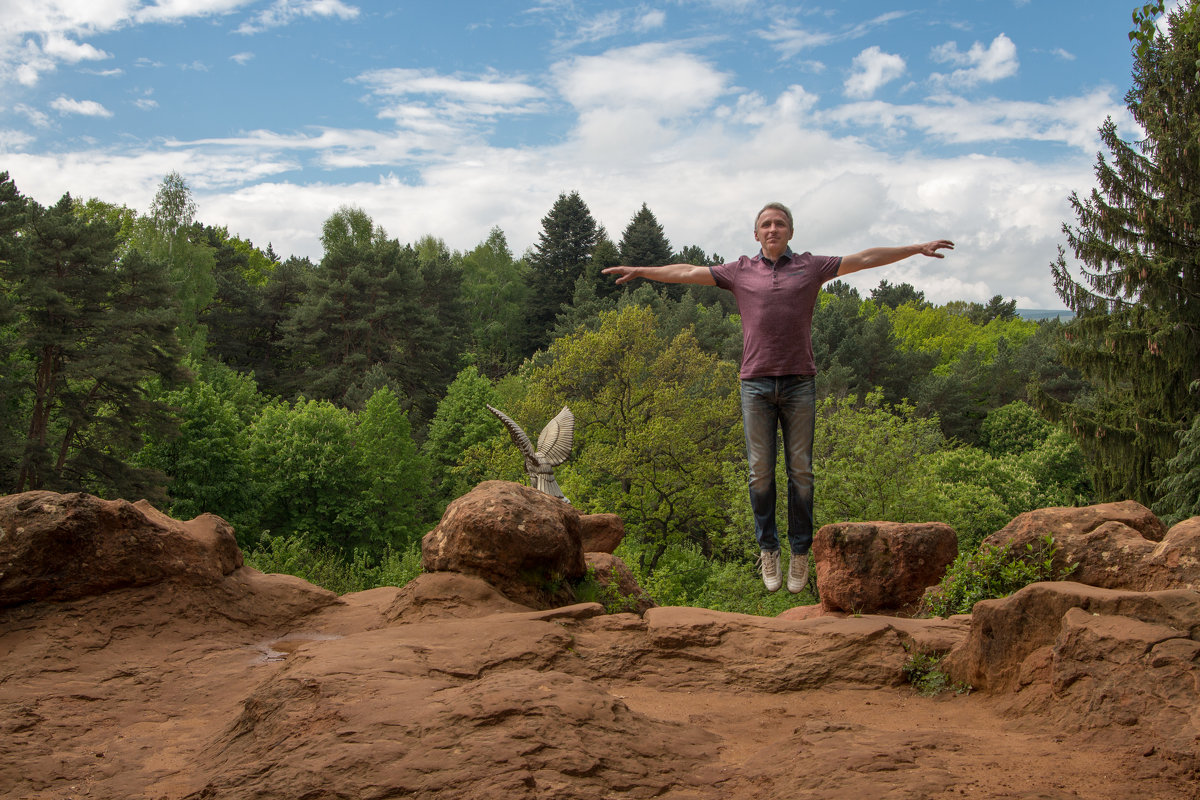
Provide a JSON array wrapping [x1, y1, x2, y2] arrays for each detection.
[[620, 203, 682, 299], [1040, 0, 1200, 505], [0, 178, 185, 497], [619, 203, 673, 267], [281, 206, 419, 409], [524, 191, 600, 353]]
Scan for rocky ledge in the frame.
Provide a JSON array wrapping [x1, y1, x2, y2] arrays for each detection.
[[1, 484, 1197, 799]]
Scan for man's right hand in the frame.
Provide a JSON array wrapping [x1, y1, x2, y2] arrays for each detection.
[[602, 265, 641, 284], [602, 264, 716, 286]]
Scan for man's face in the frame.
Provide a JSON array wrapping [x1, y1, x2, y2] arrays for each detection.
[[754, 208, 793, 259]]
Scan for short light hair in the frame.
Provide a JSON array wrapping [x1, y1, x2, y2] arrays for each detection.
[[755, 202, 794, 231]]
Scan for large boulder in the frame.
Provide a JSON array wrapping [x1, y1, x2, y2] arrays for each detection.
[[0, 491, 242, 608], [984, 504, 1198, 592], [579, 512, 625, 554], [985, 500, 1168, 545], [942, 582, 1200, 766], [813, 521, 958, 613], [386, 572, 534, 623], [422, 481, 587, 608], [942, 582, 1200, 694], [1139, 516, 1200, 591]]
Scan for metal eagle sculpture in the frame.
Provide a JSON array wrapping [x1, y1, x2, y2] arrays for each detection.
[[486, 404, 575, 503]]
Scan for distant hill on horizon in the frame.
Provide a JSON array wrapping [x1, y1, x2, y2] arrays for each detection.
[[1017, 308, 1075, 321]]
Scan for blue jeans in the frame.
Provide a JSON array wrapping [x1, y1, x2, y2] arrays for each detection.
[[740, 375, 816, 555]]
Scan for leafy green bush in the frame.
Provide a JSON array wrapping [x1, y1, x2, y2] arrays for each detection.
[[919, 535, 1075, 617], [572, 565, 642, 614], [244, 534, 422, 595]]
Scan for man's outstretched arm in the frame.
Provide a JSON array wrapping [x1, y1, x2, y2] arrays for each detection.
[[602, 263, 717, 286], [838, 240, 955, 276]]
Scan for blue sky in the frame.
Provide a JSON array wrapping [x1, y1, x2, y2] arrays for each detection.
[[0, 0, 1182, 307]]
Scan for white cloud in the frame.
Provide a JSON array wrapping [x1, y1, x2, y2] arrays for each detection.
[[828, 87, 1130, 152], [230, 51, 254, 65], [50, 96, 113, 117], [358, 68, 545, 108], [14, 103, 51, 127], [15, 63, 43, 86], [0, 129, 36, 150], [168, 127, 446, 170], [236, 0, 359, 34], [0, 100, 1092, 307], [1050, 48, 1076, 61], [635, 10, 666, 32], [41, 33, 110, 63], [0, 0, 253, 88], [135, 97, 158, 110], [763, 11, 909, 59], [552, 43, 731, 118], [354, 68, 547, 143], [576, 10, 623, 43], [930, 33, 1019, 87], [760, 26, 835, 57], [0, 16, 1118, 309], [844, 46, 906, 99], [29, 70, 1089, 308], [135, 0, 256, 25]]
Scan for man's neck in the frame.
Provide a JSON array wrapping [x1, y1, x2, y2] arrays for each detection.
[[760, 246, 790, 263]]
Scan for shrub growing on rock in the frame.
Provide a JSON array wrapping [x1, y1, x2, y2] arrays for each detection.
[[919, 535, 1075, 617]]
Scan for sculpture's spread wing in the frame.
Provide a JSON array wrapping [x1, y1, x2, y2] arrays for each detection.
[[486, 404, 536, 461], [535, 406, 575, 466]]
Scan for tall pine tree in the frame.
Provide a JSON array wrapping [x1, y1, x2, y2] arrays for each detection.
[[1040, 1, 1199, 505], [1, 180, 185, 497], [0, 173, 30, 483], [619, 203, 673, 267], [619, 203, 685, 301], [132, 172, 216, 357], [525, 191, 599, 352], [282, 206, 419, 408]]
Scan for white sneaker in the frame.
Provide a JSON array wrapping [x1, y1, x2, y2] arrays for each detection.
[[788, 552, 809, 594], [757, 550, 782, 592]]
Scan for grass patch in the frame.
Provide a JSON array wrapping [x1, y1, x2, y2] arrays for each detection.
[[245, 534, 422, 594], [902, 650, 971, 697]]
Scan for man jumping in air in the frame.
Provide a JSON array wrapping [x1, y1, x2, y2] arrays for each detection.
[[604, 202, 953, 593]]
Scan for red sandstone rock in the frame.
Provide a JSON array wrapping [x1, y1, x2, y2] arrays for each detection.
[[1139, 516, 1200, 592], [386, 571, 533, 622], [421, 481, 586, 607], [985, 500, 1168, 549], [941, 581, 1200, 766], [813, 521, 958, 613], [2, 494, 1198, 798], [942, 581, 1200, 694], [579, 512, 625, 553], [0, 491, 242, 607], [985, 505, 1198, 592], [776, 603, 831, 621]]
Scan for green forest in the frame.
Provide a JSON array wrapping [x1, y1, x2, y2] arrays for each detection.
[[0, 4, 1196, 615]]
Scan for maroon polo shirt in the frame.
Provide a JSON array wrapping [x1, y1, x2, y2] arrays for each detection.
[[710, 249, 842, 379]]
